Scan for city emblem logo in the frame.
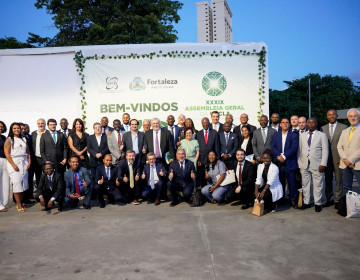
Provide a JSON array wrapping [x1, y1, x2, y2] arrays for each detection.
[[129, 77, 146, 91], [202, 71, 227, 96]]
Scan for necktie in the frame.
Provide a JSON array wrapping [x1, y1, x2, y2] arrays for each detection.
[[214, 124, 217, 131], [238, 163, 242, 185], [48, 175, 53, 191], [181, 162, 185, 177], [129, 163, 134, 188], [308, 132, 313, 147], [262, 128, 266, 143], [102, 128, 106, 136], [172, 127, 175, 147], [155, 131, 160, 158], [349, 127, 355, 142], [74, 174, 81, 196], [301, 130, 305, 133], [225, 133, 229, 145], [106, 167, 110, 180], [52, 132, 56, 144], [117, 132, 121, 148], [150, 166, 155, 190], [330, 124, 334, 140], [293, 129, 297, 132], [205, 130, 208, 145]]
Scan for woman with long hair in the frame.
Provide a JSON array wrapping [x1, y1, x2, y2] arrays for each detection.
[[68, 118, 89, 169]]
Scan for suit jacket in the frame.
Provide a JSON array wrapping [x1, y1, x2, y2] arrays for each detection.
[[196, 129, 220, 165], [142, 163, 168, 186], [321, 122, 348, 164], [252, 127, 276, 160], [272, 130, 299, 170], [107, 130, 125, 165], [64, 167, 91, 197], [169, 159, 195, 185], [219, 131, 238, 157], [122, 131, 145, 154], [144, 129, 175, 160], [31, 130, 44, 158], [37, 172, 64, 200], [209, 122, 224, 133], [337, 125, 360, 170], [162, 125, 181, 150], [298, 130, 329, 170], [239, 137, 254, 156], [233, 123, 257, 143], [40, 130, 68, 164], [87, 134, 109, 168], [95, 164, 118, 189], [117, 158, 141, 181], [232, 160, 256, 190]]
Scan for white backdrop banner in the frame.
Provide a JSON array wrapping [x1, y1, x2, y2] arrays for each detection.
[[84, 53, 266, 129]]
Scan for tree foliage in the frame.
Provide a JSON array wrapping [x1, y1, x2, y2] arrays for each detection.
[[28, 0, 183, 47], [270, 73, 359, 126], [0, 37, 34, 49]]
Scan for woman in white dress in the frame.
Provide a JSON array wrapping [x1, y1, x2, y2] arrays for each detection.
[[4, 123, 31, 212], [0, 121, 10, 212]]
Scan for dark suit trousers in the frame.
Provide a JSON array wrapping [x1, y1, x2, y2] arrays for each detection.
[[167, 180, 194, 203], [34, 157, 44, 185], [259, 186, 276, 212], [197, 165, 207, 188], [225, 183, 254, 204], [279, 164, 297, 202], [324, 159, 335, 201], [142, 181, 163, 200], [120, 182, 141, 203], [94, 184, 123, 204], [35, 192, 64, 209]]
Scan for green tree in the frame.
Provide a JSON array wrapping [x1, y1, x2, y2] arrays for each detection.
[[28, 0, 183, 47], [0, 37, 34, 49], [270, 73, 358, 126]]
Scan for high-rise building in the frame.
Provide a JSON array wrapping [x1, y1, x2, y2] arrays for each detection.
[[196, 0, 233, 43]]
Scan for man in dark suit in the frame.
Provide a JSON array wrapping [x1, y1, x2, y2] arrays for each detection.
[[141, 152, 168, 205], [321, 109, 347, 207], [40, 118, 68, 176], [272, 117, 299, 208], [94, 154, 121, 208], [209, 110, 223, 133], [162, 115, 181, 152], [233, 113, 257, 143], [167, 148, 196, 207], [117, 150, 141, 204], [144, 117, 175, 167], [196, 117, 220, 187], [224, 149, 256, 209], [87, 122, 110, 186], [219, 122, 238, 168], [64, 156, 93, 209], [31, 118, 47, 186], [290, 115, 300, 133], [21, 123, 35, 202], [36, 162, 64, 211], [122, 119, 146, 164], [252, 115, 276, 163], [59, 118, 70, 137], [101, 116, 114, 136]]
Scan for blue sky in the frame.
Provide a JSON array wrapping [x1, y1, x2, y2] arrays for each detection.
[[1, 0, 359, 90]]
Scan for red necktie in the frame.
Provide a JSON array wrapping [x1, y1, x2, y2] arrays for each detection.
[[117, 132, 121, 148], [205, 130, 208, 145], [238, 163, 242, 185], [74, 174, 81, 196]]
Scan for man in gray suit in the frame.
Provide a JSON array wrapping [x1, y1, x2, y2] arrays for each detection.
[[252, 115, 276, 164], [321, 109, 347, 208], [122, 119, 146, 164], [107, 119, 124, 166], [298, 118, 329, 212]]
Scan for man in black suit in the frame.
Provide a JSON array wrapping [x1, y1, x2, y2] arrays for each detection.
[[290, 115, 300, 133], [144, 117, 175, 167], [36, 162, 64, 211], [167, 149, 196, 207], [94, 154, 121, 208], [233, 113, 257, 143], [122, 119, 146, 163], [209, 110, 223, 133], [87, 122, 109, 185], [224, 149, 256, 209], [196, 117, 220, 187], [101, 116, 114, 136], [59, 118, 70, 137], [21, 123, 35, 202], [40, 118, 68, 176], [219, 122, 238, 168], [162, 115, 181, 152], [31, 118, 47, 186], [117, 150, 141, 204]]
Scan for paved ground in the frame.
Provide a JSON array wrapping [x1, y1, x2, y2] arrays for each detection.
[[1, 193, 359, 280]]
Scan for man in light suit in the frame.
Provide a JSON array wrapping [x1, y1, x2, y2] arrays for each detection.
[[298, 118, 329, 212], [162, 115, 181, 152], [219, 122, 238, 168], [40, 118, 68, 176], [122, 119, 146, 164], [321, 109, 347, 208], [144, 117, 175, 166], [272, 117, 299, 208], [233, 113, 257, 143], [209, 111, 223, 133], [298, 117, 307, 134], [252, 115, 276, 164], [337, 108, 360, 195], [107, 119, 125, 166]]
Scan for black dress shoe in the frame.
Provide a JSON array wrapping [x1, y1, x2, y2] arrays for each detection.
[[300, 203, 311, 210], [58, 206, 63, 211], [169, 201, 179, 207], [290, 201, 298, 209], [334, 202, 339, 210], [324, 200, 334, 207], [83, 203, 91, 209], [100, 203, 105, 208], [315, 205, 322, 212], [241, 204, 250, 210]]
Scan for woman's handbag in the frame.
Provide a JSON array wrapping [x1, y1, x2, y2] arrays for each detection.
[[297, 189, 303, 208], [252, 199, 264, 217], [189, 187, 204, 207], [215, 163, 236, 186], [346, 191, 360, 218]]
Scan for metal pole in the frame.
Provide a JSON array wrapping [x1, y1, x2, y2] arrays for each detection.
[[308, 78, 311, 118]]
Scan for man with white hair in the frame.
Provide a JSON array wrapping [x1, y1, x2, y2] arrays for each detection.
[[337, 108, 360, 194], [31, 118, 47, 186]]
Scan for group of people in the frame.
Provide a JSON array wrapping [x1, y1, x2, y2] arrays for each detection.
[[0, 108, 359, 214]]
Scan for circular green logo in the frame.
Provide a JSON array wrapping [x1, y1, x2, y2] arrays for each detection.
[[202, 71, 227, 96]]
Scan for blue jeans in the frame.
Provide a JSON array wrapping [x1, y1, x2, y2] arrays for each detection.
[[342, 167, 360, 195], [201, 184, 231, 203]]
